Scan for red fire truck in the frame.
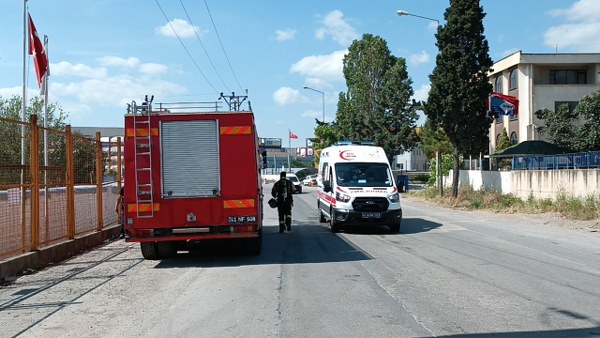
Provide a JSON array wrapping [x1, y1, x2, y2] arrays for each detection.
[[123, 96, 263, 259]]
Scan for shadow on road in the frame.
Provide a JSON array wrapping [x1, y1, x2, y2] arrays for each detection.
[[400, 217, 443, 234], [153, 224, 372, 269], [327, 217, 442, 235], [427, 326, 600, 338]]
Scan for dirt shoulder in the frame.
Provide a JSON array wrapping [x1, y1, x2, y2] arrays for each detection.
[[403, 194, 600, 236]]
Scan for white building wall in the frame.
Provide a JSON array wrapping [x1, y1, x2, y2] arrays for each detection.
[[446, 169, 600, 200]]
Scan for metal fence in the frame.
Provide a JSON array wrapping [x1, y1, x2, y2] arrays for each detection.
[[0, 115, 122, 260], [512, 151, 600, 170]]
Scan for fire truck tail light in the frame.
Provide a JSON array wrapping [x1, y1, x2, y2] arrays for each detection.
[[233, 225, 255, 233], [130, 229, 153, 237]]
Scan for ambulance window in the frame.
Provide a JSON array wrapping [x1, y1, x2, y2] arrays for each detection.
[[320, 162, 329, 182]]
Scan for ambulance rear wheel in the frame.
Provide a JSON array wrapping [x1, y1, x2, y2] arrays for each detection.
[[140, 242, 160, 260], [157, 241, 177, 258]]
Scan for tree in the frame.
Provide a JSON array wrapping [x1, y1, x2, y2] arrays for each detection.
[[574, 90, 600, 151], [495, 128, 511, 170], [336, 33, 419, 162], [535, 90, 600, 152], [420, 119, 454, 159], [0, 95, 68, 167], [535, 104, 577, 152], [424, 0, 493, 198], [312, 120, 341, 167], [0, 95, 99, 185]]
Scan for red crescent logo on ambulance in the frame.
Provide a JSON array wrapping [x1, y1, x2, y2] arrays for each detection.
[[339, 150, 356, 160]]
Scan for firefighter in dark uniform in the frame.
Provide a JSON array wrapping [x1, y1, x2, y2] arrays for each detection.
[[271, 171, 295, 233]]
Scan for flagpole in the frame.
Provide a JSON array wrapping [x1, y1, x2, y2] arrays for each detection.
[[287, 129, 291, 171], [22, 1, 28, 164], [21, 0, 28, 231], [43, 35, 49, 220]]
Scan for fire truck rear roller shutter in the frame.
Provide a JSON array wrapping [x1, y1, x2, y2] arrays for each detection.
[[161, 120, 221, 197]]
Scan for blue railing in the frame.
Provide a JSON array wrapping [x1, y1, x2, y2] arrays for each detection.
[[512, 151, 600, 170]]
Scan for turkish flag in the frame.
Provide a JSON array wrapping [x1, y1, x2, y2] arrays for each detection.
[[28, 14, 48, 88], [289, 131, 298, 139]]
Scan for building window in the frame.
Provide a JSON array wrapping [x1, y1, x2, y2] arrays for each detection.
[[554, 101, 578, 113], [496, 134, 501, 145], [549, 70, 587, 84], [495, 75, 503, 93], [510, 132, 518, 145], [509, 69, 518, 90]]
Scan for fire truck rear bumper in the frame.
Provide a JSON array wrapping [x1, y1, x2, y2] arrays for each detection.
[[126, 225, 260, 242]]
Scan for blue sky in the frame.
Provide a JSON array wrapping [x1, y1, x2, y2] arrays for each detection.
[[1, 0, 599, 147]]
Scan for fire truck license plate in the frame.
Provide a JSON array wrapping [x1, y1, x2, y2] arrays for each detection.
[[228, 216, 257, 224], [362, 212, 381, 219]]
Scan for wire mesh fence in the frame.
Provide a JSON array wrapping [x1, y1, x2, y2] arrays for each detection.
[[0, 115, 122, 259], [512, 151, 600, 170]]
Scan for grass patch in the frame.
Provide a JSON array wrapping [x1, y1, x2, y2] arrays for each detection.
[[409, 186, 600, 221]]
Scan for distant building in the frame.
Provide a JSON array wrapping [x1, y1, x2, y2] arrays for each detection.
[[488, 51, 600, 153], [74, 127, 124, 175], [392, 144, 429, 172]]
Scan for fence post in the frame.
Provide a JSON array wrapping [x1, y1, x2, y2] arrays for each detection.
[[30, 114, 40, 250], [117, 137, 122, 226], [96, 132, 103, 231], [66, 125, 75, 239]]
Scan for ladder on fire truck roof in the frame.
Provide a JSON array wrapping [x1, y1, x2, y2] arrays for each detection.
[[128, 96, 156, 218]]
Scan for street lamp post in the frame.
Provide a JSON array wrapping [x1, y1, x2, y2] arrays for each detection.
[[396, 10, 440, 26], [397, 9, 442, 194], [303, 86, 325, 123]]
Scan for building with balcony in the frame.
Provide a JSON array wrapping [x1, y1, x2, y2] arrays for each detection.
[[488, 51, 600, 153]]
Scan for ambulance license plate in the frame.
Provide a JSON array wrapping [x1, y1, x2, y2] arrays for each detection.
[[362, 212, 381, 219]]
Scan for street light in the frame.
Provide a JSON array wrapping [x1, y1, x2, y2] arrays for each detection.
[[396, 9, 440, 26], [397, 9, 442, 194], [303, 86, 325, 123]]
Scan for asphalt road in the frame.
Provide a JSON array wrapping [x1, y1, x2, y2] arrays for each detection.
[[1, 184, 600, 337]]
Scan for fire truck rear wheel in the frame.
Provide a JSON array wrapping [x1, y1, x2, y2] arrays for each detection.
[[243, 237, 262, 255], [140, 242, 160, 260], [157, 241, 177, 258]]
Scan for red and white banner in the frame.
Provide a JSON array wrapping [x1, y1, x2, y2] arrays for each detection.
[[28, 14, 48, 88]]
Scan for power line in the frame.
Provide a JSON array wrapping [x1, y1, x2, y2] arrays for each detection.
[[203, 0, 244, 92], [154, 0, 219, 94], [179, 0, 230, 93]]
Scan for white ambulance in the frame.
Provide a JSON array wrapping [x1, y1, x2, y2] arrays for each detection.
[[317, 141, 402, 233]]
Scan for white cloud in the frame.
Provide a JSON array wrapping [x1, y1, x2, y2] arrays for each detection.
[[273, 87, 302, 106], [315, 10, 359, 46], [304, 77, 332, 89], [301, 109, 321, 119], [413, 84, 431, 102], [51, 61, 107, 78], [155, 19, 203, 38], [139, 63, 168, 75], [409, 51, 430, 66], [98, 56, 139, 68], [275, 29, 296, 42], [545, 0, 600, 51], [290, 50, 346, 84]]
